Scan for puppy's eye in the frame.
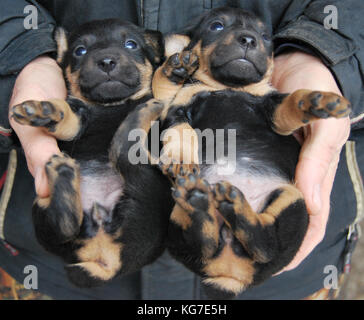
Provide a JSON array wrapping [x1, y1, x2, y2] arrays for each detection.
[[125, 39, 138, 50], [262, 34, 271, 42], [210, 21, 224, 31], [74, 45, 87, 57]]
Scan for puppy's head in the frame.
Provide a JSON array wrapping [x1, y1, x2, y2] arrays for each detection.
[[55, 19, 164, 105], [184, 7, 273, 87]]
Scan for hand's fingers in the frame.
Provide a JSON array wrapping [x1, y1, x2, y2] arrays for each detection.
[[27, 143, 61, 198], [14, 125, 61, 198], [34, 166, 51, 198], [296, 118, 350, 216], [8, 56, 66, 197]]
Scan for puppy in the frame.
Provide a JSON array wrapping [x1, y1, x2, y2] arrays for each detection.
[[151, 7, 351, 298], [10, 19, 173, 288]]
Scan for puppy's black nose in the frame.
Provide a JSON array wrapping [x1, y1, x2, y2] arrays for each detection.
[[240, 35, 257, 48], [97, 58, 116, 73]]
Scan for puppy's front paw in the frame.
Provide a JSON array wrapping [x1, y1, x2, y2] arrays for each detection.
[[163, 50, 199, 83], [11, 100, 64, 131], [299, 91, 351, 122]]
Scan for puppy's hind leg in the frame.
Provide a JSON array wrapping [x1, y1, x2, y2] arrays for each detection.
[[168, 171, 220, 271], [65, 203, 123, 288], [33, 153, 83, 251], [213, 181, 308, 274]]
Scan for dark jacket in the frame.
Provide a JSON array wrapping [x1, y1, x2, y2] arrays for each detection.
[[0, 0, 363, 299]]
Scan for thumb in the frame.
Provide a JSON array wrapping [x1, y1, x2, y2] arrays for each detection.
[[13, 126, 61, 198], [295, 120, 347, 216], [295, 154, 327, 216], [34, 165, 50, 198]]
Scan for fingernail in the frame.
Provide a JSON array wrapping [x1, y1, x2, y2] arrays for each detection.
[[313, 184, 322, 211]]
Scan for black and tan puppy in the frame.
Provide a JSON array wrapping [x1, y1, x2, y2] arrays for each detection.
[[10, 19, 173, 287], [151, 7, 352, 298]]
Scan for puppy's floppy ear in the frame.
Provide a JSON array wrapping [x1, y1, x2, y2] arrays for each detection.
[[143, 29, 164, 68], [54, 27, 68, 65]]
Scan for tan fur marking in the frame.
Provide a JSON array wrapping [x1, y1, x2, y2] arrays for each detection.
[[76, 229, 122, 281], [235, 228, 248, 244], [273, 89, 350, 135], [201, 218, 220, 259], [37, 196, 50, 209], [152, 67, 181, 102], [65, 67, 91, 104], [164, 34, 191, 57], [258, 184, 303, 226], [202, 218, 219, 244], [273, 89, 314, 135], [233, 196, 258, 226], [55, 27, 68, 64], [170, 204, 192, 230], [215, 181, 258, 226], [130, 60, 153, 101], [223, 34, 235, 46], [203, 245, 255, 294], [47, 99, 81, 140], [160, 122, 199, 165]]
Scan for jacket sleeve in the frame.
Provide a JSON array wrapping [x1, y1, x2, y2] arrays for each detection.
[[273, 0, 364, 130], [0, 0, 57, 152]]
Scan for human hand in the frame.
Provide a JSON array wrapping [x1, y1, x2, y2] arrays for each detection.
[[9, 56, 67, 198], [271, 51, 351, 272]]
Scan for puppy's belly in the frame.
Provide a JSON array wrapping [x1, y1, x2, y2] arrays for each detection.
[[201, 163, 288, 213], [79, 160, 124, 213]]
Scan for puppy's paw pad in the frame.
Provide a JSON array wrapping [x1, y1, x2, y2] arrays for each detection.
[[213, 182, 246, 220], [300, 91, 351, 121], [172, 173, 211, 213], [159, 161, 200, 179], [164, 50, 199, 82], [45, 153, 79, 183], [11, 100, 64, 129]]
